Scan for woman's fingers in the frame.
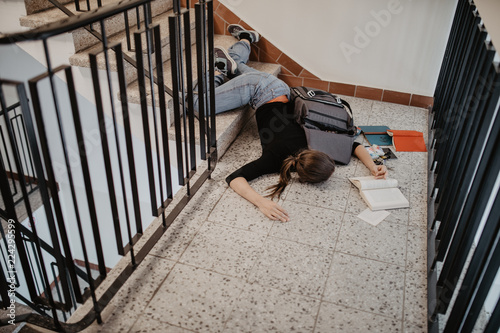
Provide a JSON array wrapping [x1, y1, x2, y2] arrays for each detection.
[[258, 198, 290, 222], [272, 206, 289, 222], [267, 206, 289, 222]]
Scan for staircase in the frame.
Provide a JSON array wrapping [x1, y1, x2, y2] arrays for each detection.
[[0, 0, 282, 330], [17, 0, 281, 157]]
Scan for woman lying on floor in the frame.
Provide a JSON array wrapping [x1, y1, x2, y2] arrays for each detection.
[[195, 24, 387, 222]]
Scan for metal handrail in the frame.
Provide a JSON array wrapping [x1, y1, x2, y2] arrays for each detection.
[[0, 0, 148, 43], [0, 0, 217, 331]]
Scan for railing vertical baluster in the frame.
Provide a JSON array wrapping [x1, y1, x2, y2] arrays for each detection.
[[114, 42, 144, 234], [89, 52, 125, 255], [124, 11, 132, 51], [50, 263, 67, 321], [41, 38, 86, 305], [100, 20, 137, 266], [173, 1, 192, 195], [143, 6, 166, 214], [169, 14, 186, 186], [200, 1, 211, 154], [0, 126, 17, 195], [14, 113, 37, 189], [195, 1, 207, 160], [484, 298, 500, 333], [65, 66, 104, 321], [206, 0, 216, 151], [135, 31, 159, 216], [11, 115, 30, 188], [0, 263, 9, 308], [183, 8, 197, 173], [153, 25, 173, 207]]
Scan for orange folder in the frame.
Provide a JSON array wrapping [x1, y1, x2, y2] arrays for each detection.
[[387, 130, 427, 152]]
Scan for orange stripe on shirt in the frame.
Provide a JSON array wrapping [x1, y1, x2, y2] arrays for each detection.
[[266, 95, 289, 104]]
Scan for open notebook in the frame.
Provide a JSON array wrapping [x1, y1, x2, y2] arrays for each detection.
[[349, 176, 409, 211]]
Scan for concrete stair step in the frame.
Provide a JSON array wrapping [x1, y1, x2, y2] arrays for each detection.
[[69, 7, 196, 85], [19, 0, 172, 52], [24, 0, 73, 16], [126, 35, 258, 105]]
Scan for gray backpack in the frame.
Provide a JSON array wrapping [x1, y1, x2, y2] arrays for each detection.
[[291, 86, 356, 165]]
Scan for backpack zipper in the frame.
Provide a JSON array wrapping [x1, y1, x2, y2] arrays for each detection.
[[308, 109, 350, 125]]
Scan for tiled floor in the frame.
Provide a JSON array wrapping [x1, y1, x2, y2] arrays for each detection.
[[82, 96, 429, 333]]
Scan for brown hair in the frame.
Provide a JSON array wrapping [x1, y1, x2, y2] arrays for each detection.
[[266, 149, 335, 199]]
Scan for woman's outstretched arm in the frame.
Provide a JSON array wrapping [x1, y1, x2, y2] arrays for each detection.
[[353, 145, 388, 179], [229, 177, 290, 222]]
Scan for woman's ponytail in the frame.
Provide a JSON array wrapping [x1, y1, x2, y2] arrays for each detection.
[[266, 155, 296, 199], [266, 149, 335, 200]]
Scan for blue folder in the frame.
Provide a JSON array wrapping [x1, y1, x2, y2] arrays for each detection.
[[359, 126, 392, 146]]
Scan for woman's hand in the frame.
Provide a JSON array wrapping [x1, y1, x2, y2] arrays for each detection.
[[229, 177, 290, 222], [371, 164, 387, 179], [256, 197, 290, 222], [354, 145, 388, 179]]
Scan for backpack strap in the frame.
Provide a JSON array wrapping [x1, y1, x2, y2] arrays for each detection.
[[339, 98, 353, 123]]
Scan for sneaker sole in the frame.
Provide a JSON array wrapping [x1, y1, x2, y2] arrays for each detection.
[[228, 24, 260, 43], [214, 46, 237, 75]]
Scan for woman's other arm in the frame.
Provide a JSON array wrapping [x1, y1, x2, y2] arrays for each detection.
[[353, 145, 387, 179], [229, 177, 290, 222]]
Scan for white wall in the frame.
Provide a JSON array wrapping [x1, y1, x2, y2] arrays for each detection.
[[221, 0, 458, 96]]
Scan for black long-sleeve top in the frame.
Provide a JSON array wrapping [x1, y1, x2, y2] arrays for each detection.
[[225, 101, 360, 185]]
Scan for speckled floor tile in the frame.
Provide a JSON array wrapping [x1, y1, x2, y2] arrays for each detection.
[[406, 225, 427, 272], [285, 176, 351, 212], [129, 314, 192, 332], [149, 211, 207, 261], [404, 322, 428, 333], [223, 283, 320, 333], [371, 102, 416, 130], [340, 95, 374, 118], [404, 267, 428, 329], [247, 237, 332, 299], [315, 301, 402, 333], [344, 183, 369, 213], [409, 200, 427, 228], [179, 222, 266, 279], [388, 163, 413, 192], [269, 201, 343, 250], [207, 188, 275, 234], [82, 256, 175, 333], [413, 107, 429, 135], [324, 253, 405, 319], [145, 264, 245, 333], [331, 158, 360, 179], [336, 213, 408, 266], [392, 151, 414, 165]]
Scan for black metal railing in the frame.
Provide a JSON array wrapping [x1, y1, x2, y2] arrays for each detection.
[[0, 101, 39, 210], [0, 0, 216, 331], [428, 0, 500, 332]]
